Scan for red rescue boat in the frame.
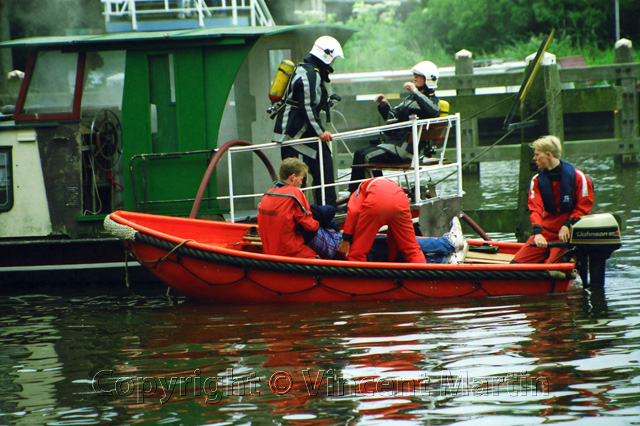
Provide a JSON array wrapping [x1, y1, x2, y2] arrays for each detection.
[[105, 210, 579, 304]]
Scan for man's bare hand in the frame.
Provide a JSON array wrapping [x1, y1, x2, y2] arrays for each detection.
[[533, 233, 548, 248], [319, 131, 333, 142], [403, 82, 417, 92], [374, 94, 388, 106], [337, 240, 350, 259]]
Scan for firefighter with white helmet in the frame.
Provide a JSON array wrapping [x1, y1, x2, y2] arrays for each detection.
[[272, 35, 344, 207], [410, 61, 439, 89], [309, 35, 344, 65], [375, 60, 440, 115], [347, 60, 443, 193]]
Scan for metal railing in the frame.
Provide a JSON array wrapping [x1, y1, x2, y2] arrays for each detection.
[[129, 149, 214, 213], [102, 0, 275, 31], [127, 115, 462, 221], [221, 115, 462, 222]]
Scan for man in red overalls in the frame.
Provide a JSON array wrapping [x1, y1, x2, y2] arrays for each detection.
[[513, 135, 594, 263], [337, 178, 427, 263]]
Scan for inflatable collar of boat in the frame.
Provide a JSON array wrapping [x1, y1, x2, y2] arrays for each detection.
[[130, 230, 574, 283]]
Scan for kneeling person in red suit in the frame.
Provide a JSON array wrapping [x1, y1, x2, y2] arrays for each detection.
[[338, 178, 427, 263]]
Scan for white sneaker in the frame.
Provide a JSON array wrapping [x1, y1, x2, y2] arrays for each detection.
[[447, 241, 469, 264], [443, 216, 465, 251]]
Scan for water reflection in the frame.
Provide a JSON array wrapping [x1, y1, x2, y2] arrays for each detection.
[[76, 283, 639, 424], [2, 276, 639, 425], [0, 297, 63, 426]]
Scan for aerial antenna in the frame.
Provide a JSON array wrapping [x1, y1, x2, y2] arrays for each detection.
[[503, 29, 555, 131]]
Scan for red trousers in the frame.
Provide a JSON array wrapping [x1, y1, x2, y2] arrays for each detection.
[[347, 181, 426, 263], [513, 234, 568, 264]]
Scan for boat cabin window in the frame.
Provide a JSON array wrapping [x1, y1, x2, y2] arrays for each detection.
[[15, 50, 126, 122], [0, 148, 13, 212], [81, 51, 126, 110], [19, 51, 80, 119]]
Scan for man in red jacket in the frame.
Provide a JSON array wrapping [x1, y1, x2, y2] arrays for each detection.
[[258, 158, 320, 258], [258, 157, 342, 259], [513, 135, 594, 263], [337, 178, 427, 263]]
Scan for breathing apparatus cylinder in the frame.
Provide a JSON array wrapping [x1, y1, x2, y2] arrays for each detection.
[[269, 60, 295, 103]]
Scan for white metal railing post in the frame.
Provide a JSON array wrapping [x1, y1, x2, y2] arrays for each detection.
[[439, 117, 450, 165], [228, 148, 235, 223], [129, 0, 138, 31], [317, 138, 326, 205], [455, 114, 463, 197], [199, 0, 212, 17], [196, 0, 204, 27], [232, 0, 238, 25], [103, 0, 111, 23], [249, 0, 256, 26], [410, 115, 421, 204]]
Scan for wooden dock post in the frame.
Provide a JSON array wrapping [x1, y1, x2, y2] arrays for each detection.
[[614, 38, 639, 166], [515, 53, 563, 242], [455, 49, 479, 175]]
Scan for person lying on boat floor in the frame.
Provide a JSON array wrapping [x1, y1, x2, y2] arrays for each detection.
[[257, 157, 343, 259], [337, 177, 469, 264]]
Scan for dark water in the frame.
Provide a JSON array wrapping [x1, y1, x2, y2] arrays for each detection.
[[2, 157, 639, 425]]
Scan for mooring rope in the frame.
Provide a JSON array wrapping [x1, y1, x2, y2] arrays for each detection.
[[460, 94, 517, 123], [434, 90, 563, 186], [124, 238, 194, 269]]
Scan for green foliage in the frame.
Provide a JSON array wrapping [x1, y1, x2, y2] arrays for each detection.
[[413, 0, 638, 53], [329, 1, 450, 72], [331, 0, 635, 72], [490, 33, 616, 66]]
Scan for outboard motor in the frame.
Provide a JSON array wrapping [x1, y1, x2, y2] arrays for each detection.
[[569, 213, 622, 287]]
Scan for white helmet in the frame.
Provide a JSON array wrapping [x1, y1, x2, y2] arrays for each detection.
[[411, 61, 439, 89], [310, 36, 344, 65]]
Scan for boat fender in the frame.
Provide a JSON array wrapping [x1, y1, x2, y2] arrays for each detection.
[[104, 215, 138, 242], [269, 59, 295, 103]]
